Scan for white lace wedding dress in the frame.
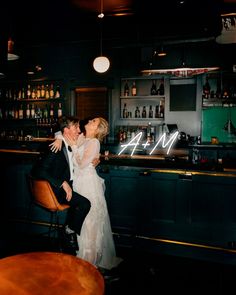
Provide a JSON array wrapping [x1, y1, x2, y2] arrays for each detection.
[[71, 138, 121, 270]]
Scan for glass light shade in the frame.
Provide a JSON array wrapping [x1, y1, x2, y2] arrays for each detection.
[[93, 56, 110, 73], [7, 53, 19, 61], [7, 38, 19, 61]]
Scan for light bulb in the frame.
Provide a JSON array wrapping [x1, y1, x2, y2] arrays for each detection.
[[93, 56, 110, 73]]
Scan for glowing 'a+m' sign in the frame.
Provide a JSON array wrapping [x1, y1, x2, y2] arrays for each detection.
[[118, 131, 179, 156]]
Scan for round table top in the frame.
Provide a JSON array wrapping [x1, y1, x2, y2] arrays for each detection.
[[0, 252, 104, 295]]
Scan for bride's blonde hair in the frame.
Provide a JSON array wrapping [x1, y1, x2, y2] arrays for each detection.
[[95, 117, 109, 142]]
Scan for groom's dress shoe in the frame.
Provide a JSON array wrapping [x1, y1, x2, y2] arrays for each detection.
[[63, 230, 79, 251]]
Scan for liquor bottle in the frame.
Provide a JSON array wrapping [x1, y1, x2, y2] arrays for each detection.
[[155, 105, 159, 118], [19, 105, 24, 119], [158, 78, 165, 95], [135, 106, 140, 118], [45, 85, 50, 99], [122, 103, 128, 118], [149, 105, 153, 118], [49, 84, 54, 98], [41, 85, 45, 98], [57, 103, 62, 117], [55, 85, 61, 98], [18, 89, 22, 100], [27, 85, 31, 99], [159, 100, 164, 118], [14, 107, 19, 119], [203, 77, 211, 98], [50, 103, 54, 118], [37, 85, 41, 99], [131, 81, 137, 96], [26, 104, 30, 119], [31, 87, 36, 99], [43, 105, 49, 119], [21, 88, 25, 99], [142, 106, 146, 118], [30, 103, 35, 118], [124, 80, 129, 96], [150, 80, 157, 95]]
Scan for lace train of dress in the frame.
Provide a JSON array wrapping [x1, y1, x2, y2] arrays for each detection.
[[72, 139, 122, 270]]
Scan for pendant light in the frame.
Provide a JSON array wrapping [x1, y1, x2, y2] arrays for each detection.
[[93, 0, 110, 73], [7, 37, 19, 61]]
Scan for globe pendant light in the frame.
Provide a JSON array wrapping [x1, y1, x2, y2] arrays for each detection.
[[93, 0, 110, 73], [93, 56, 110, 73]]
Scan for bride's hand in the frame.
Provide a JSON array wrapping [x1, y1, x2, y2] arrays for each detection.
[[64, 134, 77, 147], [49, 138, 62, 152]]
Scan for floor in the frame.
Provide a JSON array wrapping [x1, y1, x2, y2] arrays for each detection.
[[1, 224, 236, 295]]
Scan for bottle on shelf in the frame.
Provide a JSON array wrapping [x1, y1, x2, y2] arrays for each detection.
[[43, 105, 49, 119], [27, 85, 31, 99], [31, 87, 36, 99], [124, 80, 129, 97], [203, 76, 211, 99], [142, 106, 146, 118], [14, 107, 19, 119], [26, 104, 30, 119], [30, 103, 35, 118], [122, 103, 128, 118], [131, 81, 137, 96], [149, 105, 153, 118], [19, 105, 24, 119], [158, 78, 165, 95], [150, 80, 157, 95], [135, 106, 140, 118], [159, 100, 164, 118], [40, 85, 45, 98], [45, 85, 50, 99], [21, 87, 25, 99], [57, 103, 63, 117], [37, 85, 41, 99], [49, 103, 54, 118], [54, 85, 61, 98], [155, 104, 159, 118], [49, 84, 54, 98], [18, 89, 22, 100]]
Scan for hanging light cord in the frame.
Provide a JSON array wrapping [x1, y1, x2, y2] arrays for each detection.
[[98, 0, 104, 19]]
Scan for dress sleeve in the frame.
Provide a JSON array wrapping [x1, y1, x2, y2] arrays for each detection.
[[73, 138, 100, 169], [54, 131, 63, 139]]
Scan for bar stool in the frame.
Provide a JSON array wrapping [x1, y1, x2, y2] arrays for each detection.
[[27, 175, 70, 248], [0, 252, 105, 295]]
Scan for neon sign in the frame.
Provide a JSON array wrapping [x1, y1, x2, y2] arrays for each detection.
[[118, 131, 179, 156]]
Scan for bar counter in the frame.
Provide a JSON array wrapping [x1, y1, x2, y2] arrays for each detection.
[[1, 139, 236, 265]]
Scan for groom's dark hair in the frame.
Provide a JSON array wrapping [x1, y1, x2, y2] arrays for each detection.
[[58, 116, 79, 133]]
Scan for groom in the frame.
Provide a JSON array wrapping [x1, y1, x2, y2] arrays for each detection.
[[31, 116, 91, 251]]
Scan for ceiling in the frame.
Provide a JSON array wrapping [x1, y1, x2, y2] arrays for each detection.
[[2, 0, 235, 50]]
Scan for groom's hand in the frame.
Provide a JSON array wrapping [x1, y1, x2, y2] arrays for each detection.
[[62, 181, 72, 201]]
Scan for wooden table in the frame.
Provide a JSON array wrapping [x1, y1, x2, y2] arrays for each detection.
[[0, 252, 104, 295]]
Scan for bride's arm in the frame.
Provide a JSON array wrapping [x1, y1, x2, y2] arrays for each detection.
[[73, 139, 100, 169]]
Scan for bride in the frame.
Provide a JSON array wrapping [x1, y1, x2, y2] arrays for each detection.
[[63, 117, 121, 270]]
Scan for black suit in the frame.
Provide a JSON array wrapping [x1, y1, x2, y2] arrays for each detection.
[[31, 142, 91, 235]]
